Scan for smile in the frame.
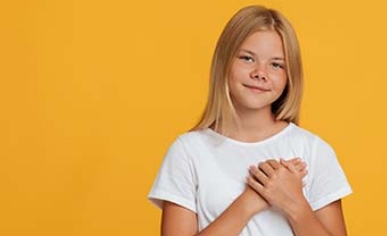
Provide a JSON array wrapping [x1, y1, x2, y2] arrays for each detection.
[[243, 84, 270, 92]]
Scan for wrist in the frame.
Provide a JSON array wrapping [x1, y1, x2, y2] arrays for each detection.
[[284, 198, 313, 223], [238, 188, 268, 217]]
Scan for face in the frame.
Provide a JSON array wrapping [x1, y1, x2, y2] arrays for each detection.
[[228, 30, 287, 114]]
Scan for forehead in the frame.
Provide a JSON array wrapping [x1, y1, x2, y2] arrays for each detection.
[[238, 30, 284, 56]]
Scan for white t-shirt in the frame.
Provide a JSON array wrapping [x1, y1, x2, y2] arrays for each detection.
[[148, 123, 352, 235]]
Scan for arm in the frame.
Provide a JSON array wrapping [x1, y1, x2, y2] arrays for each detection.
[[161, 158, 306, 236], [161, 186, 268, 236], [247, 159, 348, 236], [286, 199, 347, 236]]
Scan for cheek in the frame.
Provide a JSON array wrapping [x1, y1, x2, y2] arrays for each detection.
[[228, 70, 242, 93], [228, 78, 238, 98], [272, 74, 287, 92], [230, 62, 250, 79], [229, 67, 241, 82]]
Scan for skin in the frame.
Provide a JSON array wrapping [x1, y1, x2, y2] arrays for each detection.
[[161, 30, 348, 236]]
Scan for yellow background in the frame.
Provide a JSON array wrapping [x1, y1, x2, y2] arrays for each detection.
[[0, 0, 386, 235]]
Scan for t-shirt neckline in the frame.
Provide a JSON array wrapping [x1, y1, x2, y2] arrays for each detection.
[[205, 122, 295, 146]]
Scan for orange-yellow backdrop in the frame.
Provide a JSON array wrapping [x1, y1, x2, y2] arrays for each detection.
[[1, 0, 386, 235]]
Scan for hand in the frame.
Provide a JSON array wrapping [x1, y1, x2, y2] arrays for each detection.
[[280, 158, 307, 181], [246, 158, 308, 216]]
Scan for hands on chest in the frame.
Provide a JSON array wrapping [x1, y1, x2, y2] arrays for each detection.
[[243, 158, 308, 216]]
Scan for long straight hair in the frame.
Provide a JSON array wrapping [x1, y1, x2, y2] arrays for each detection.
[[192, 5, 303, 133]]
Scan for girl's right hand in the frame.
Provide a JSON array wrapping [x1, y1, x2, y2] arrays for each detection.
[[246, 157, 308, 217], [243, 157, 307, 215]]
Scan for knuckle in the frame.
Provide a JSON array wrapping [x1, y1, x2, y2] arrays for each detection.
[[258, 162, 265, 169], [267, 159, 277, 166], [250, 167, 258, 175]]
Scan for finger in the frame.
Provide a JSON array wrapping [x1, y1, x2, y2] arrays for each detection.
[[301, 169, 308, 187], [280, 158, 298, 174], [292, 161, 308, 178], [266, 159, 281, 170], [258, 162, 276, 177], [294, 161, 307, 172], [246, 175, 265, 195], [300, 168, 308, 178], [249, 165, 269, 186], [279, 158, 291, 170], [282, 157, 301, 167], [281, 158, 306, 173]]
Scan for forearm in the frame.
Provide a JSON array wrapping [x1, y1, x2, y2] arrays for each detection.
[[194, 191, 265, 236], [285, 200, 334, 236]]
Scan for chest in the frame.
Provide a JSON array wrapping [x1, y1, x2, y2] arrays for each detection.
[[193, 143, 309, 218]]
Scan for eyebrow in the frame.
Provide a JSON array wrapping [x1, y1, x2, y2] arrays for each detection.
[[239, 49, 285, 61]]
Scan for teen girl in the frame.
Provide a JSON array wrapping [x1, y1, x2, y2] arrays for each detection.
[[149, 5, 351, 236]]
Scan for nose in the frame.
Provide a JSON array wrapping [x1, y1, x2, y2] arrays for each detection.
[[250, 64, 267, 81]]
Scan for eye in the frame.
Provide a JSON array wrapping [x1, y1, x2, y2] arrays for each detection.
[[271, 62, 285, 69], [239, 55, 254, 63]]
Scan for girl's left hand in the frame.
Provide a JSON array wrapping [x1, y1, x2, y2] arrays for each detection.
[[246, 158, 308, 216]]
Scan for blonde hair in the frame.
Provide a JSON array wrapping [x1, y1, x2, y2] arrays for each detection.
[[192, 5, 303, 133]]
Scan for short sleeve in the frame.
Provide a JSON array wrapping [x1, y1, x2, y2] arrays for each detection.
[[305, 137, 352, 211], [148, 137, 197, 213]]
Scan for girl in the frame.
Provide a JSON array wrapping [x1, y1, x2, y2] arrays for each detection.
[[149, 5, 352, 236]]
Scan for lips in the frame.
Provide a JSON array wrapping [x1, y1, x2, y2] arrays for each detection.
[[243, 84, 270, 92]]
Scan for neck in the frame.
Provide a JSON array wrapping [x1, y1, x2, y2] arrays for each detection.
[[227, 107, 287, 142]]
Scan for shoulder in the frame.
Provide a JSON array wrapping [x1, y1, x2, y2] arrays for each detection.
[[289, 124, 341, 174], [177, 129, 205, 141], [288, 123, 332, 148], [174, 129, 214, 148], [163, 129, 210, 158]]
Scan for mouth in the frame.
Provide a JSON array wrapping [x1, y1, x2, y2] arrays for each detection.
[[243, 84, 270, 92]]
